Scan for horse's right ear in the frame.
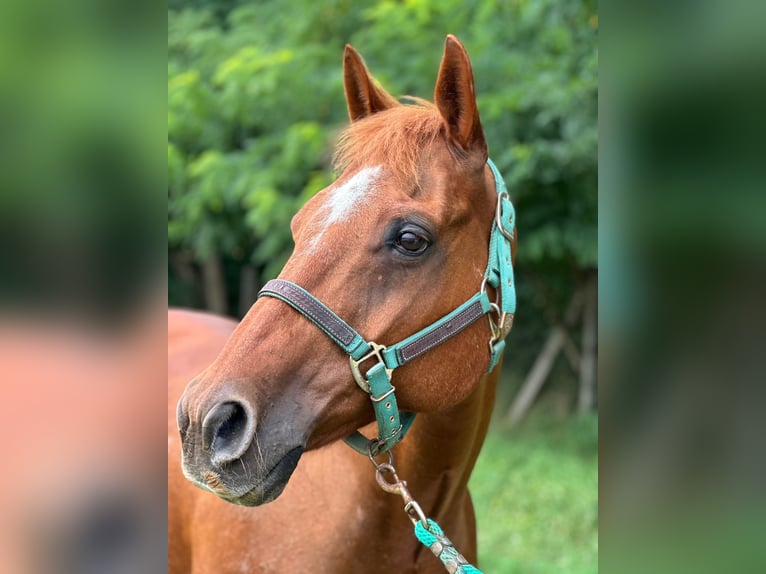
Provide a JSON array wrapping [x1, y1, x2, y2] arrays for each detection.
[[434, 35, 487, 161], [343, 45, 398, 122]]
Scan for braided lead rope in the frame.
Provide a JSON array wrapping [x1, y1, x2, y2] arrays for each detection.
[[414, 519, 483, 574], [370, 449, 483, 574]]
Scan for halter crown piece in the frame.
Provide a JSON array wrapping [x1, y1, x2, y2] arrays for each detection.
[[258, 159, 516, 456]]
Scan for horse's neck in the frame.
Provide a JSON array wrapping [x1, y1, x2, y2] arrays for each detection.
[[394, 368, 499, 521]]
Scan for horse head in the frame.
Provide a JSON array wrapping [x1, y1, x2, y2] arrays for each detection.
[[177, 36, 515, 507]]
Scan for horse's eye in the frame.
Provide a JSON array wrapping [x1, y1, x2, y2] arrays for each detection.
[[395, 230, 430, 255]]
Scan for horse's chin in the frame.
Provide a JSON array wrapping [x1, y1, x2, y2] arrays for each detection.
[[221, 445, 305, 507]]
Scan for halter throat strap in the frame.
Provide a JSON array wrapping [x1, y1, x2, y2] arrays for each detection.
[[257, 159, 516, 456]]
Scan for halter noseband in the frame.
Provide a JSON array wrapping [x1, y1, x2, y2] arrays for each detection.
[[257, 159, 516, 456]]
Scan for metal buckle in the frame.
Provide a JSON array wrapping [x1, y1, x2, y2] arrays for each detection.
[[500, 312, 514, 336], [370, 386, 396, 403], [349, 342, 392, 394], [495, 191, 515, 242], [487, 302, 514, 356], [487, 302, 502, 341]]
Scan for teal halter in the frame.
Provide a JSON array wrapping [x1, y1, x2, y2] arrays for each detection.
[[258, 159, 516, 456]]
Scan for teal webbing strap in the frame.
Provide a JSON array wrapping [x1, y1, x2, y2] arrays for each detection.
[[367, 362, 403, 445], [486, 338, 505, 373], [342, 431, 369, 453], [343, 412, 416, 455], [484, 159, 516, 316], [483, 159, 516, 373]]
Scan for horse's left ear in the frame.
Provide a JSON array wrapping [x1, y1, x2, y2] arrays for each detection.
[[343, 44, 399, 122], [434, 35, 488, 162]]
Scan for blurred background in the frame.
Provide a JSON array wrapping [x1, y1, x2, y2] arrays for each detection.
[[0, 0, 165, 571], [168, 1, 598, 572], [601, 1, 766, 573]]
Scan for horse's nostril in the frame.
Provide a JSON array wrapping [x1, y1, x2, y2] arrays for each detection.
[[176, 399, 190, 440], [213, 403, 247, 449], [202, 401, 253, 465]]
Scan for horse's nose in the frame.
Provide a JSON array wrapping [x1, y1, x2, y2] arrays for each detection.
[[201, 401, 254, 466]]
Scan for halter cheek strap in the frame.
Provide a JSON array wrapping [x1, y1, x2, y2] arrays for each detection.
[[257, 159, 516, 456]]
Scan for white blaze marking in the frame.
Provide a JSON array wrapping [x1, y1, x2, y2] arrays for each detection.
[[324, 165, 381, 224], [307, 165, 382, 250]]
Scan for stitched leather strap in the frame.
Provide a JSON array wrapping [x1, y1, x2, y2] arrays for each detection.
[[259, 280, 492, 372], [382, 293, 491, 367], [258, 279, 372, 360]]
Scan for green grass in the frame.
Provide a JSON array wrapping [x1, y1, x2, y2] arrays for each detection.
[[469, 414, 598, 573]]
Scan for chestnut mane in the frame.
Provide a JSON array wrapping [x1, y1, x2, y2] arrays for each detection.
[[333, 98, 445, 181]]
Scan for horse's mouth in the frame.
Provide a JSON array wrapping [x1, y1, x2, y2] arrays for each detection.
[[218, 445, 305, 507]]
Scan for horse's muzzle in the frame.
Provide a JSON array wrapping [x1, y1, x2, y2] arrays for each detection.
[[177, 392, 305, 506]]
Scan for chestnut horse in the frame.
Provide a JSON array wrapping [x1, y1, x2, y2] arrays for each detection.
[[169, 35, 517, 573]]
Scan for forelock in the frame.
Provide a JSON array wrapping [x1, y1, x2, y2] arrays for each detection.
[[333, 99, 445, 182]]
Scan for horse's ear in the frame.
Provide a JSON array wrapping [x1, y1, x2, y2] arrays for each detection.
[[343, 44, 399, 122], [434, 35, 488, 161]]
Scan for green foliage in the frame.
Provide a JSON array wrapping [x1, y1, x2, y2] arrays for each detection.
[[470, 415, 599, 573], [168, 0, 597, 322], [168, 1, 354, 290]]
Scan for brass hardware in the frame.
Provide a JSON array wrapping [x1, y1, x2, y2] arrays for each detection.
[[495, 191, 515, 241], [349, 342, 392, 394]]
